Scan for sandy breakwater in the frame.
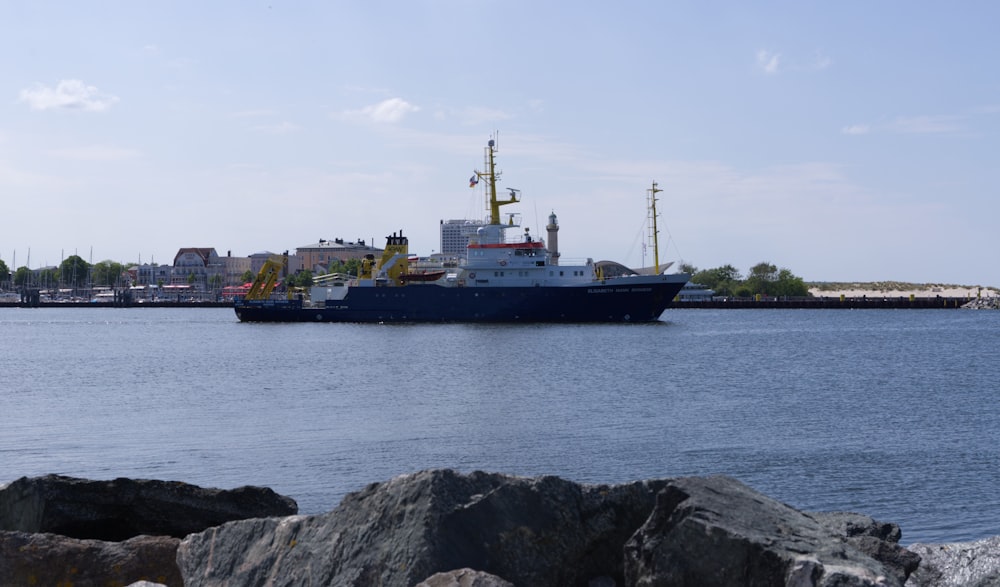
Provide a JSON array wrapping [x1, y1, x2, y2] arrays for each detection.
[[807, 284, 997, 300]]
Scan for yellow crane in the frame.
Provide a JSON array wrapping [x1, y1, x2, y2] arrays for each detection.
[[244, 256, 286, 300]]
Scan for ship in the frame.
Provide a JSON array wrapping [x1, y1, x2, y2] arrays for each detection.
[[234, 138, 689, 323]]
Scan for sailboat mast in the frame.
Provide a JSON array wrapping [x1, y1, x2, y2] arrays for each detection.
[[648, 181, 663, 274]]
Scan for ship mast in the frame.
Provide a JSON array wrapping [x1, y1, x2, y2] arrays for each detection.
[[478, 138, 518, 225], [647, 181, 663, 274]]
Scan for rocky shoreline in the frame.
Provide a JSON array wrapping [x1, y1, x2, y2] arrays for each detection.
[[1, 471, 997, 586]]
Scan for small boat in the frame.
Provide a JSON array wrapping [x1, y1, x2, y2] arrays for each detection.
[[235, 138, 689, 323], [398, 270, 447, 283]]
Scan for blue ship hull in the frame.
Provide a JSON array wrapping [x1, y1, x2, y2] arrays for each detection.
[[234, 279, 686, 323]]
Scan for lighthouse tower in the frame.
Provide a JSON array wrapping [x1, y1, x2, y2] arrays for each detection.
[[546, 211, 560, 266]]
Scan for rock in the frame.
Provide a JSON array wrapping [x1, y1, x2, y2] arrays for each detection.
[[0, 530, 181, 587], [177, 469, 670, 586], [812, 511, 920, 582], [623, 475, 919, 587], [416, 568, 515, 587], [812, 511, 903, 542], [0, 474, 297, 540], [905, 535, 1000, 587]]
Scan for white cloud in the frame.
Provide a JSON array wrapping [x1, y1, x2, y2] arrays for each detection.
[[756, 50, 780, 74], [841, 124, 869, 135], [343, 98, 420, 123], [890, 115, 962, 134], [19, 79, 120, 112]]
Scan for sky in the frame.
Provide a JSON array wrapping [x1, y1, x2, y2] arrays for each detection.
[[2, 1, 998, 285]]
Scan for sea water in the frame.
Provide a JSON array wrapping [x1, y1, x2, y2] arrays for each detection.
[[1, 306, 997, 545]]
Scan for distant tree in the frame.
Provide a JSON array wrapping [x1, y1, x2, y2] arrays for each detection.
[[240, 269, 255, 284], [328, 259, 346, 274], [92, 260, 125, 287], [13, 267, 30, 287], [208, 274, 223, 291], [692, 264, 742, 297], [296, 270, 314, 287], [328, 258, 362, 277], [772, 268, 809, 297], [744, 262, 778, 296], [743, 262, 809, 297], [678, 262, 698, 275], [59, 255, 91, 287], [0, 259, 9, 287]]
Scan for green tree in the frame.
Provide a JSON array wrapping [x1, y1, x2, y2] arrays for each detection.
[[744, 262, 809, 297], [692, 264, 742, 297], [13, 266, 30, 287], [0, 259, 10, 287], [744, 262, 778, 296], [772, 268, 809, 297], [328, 258, 362, 277], [240, 269, 255, 284], [678, 262, 698, 275], [59, 255, 91, 287], [92, 260, 125, 287]]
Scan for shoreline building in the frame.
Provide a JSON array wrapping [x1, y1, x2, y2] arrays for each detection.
[[439, 219, 486, 258], [296, 238, 381, 273]]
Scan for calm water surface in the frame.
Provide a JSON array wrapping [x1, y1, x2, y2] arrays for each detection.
[[1, 306, 998, 544]]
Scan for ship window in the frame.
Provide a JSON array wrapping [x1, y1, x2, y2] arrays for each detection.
[[560, 271, 564, 276]]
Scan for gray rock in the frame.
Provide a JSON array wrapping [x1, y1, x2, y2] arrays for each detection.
[[0, 530, 181, 587], [0, 474, 297, 540], [623, 475, 918, 587], [812, 511, 919, 582], [416, 568, 515, 587], [905, 536, 1000, 587], [812, 511, 903, 543], [177, 469, 670, 586]]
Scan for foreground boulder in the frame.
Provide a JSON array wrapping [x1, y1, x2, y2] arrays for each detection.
[[0, 530, 181, 587], [905, 535, 1000, 586], [0, 474, 297, 540], [178, 469, 670, 586], [177, 470, 916, 587], [624, 475, 919, 586], [415, 568, 515, 586]]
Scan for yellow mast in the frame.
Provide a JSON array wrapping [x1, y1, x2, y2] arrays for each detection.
[[648, 181, 663, 274], [476, 138, 518, 225]]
